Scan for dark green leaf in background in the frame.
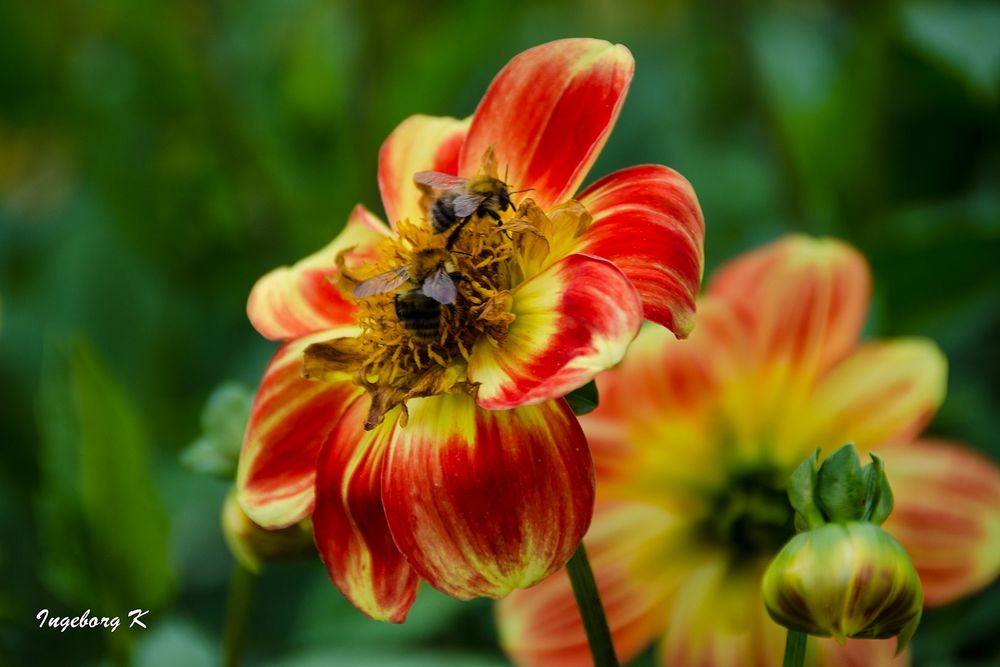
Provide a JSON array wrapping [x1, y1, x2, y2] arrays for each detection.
[[35, 341, 174, 658], [565, 380, 600, 416], [181, 381, 253, 480]]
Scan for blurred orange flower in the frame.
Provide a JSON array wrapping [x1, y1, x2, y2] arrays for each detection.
[[497, 235, 1000, 666]]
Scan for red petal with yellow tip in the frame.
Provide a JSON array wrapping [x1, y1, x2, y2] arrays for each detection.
[[247, 205, 389, 341], [381, 393, 594, 600], [498, 501, 675, 667], [459, 38, 634, 209], [709, 235, 871, 378], [468, 253, 643, 411], [236, 328, 363, 528], [577, 165, 705, 337], [881, 440, 1000, 606], [313, 397, 419, 623], [378, 114, 470, 225]]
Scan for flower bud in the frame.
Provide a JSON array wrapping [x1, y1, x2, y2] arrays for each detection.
[[762, 521, 923, 651], [222, 491, 314, 573]]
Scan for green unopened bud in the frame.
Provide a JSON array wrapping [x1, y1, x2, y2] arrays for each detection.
[[222, 491, 314, 573], [764, 444, 925, 655], [763, 522, 922, 651]]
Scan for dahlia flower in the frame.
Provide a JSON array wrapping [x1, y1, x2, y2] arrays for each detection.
[[235, 38, 705, 622]]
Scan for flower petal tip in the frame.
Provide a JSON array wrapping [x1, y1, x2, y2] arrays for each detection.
[[382, 394, 594, 601]]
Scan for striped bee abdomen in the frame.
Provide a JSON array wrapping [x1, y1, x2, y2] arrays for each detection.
[[394, 290, 443, 340], [430, 193, 459, 233]]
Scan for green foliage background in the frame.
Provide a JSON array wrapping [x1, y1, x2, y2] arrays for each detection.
[[1, 0, 998, 665]]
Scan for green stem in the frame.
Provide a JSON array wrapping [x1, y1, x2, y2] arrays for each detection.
[[782, 630, 808, 667], [565, 543, 619, 667], [223, 561, 257, 667]]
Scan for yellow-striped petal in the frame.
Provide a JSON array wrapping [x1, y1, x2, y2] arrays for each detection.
[[468, 253, 642, 410], [881, 440, 1000, 606], [247, 205, 389, 341], [313, 397, 419, 622], [378, 114, 470, 225], [790, 339, 947, 458], [236, 327, 363, 528], [381, 393, 594, 600]]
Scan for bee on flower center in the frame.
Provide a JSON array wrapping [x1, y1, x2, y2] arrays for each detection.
[[414, 170, 527, 251], [352, 246, 460, 341]]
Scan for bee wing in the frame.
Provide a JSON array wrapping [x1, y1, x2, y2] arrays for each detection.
[[414, 171, 467, 190], [451, 193, 487, 217], [352, 266, 409, 298], [421, 266, 457, 304]]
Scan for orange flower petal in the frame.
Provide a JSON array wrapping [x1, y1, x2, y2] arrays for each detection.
[[236, 328, 363, 528], [794, 339, 947, 454], [459, 38, 634, 209], [709, 235, 871, 379], [881, 440, 1000, 606], [659, 559, 786, 667], [468, 253, 643, 410], [581, 299, 754, 495], [378, 114, 470, 225], [382, 393, 594, 600], [313, 396, 419, 623], [498, 501, 676, 667], [815, 637, 907, 667], [577, 165, 705, 336], [247, 205, 390, 341]]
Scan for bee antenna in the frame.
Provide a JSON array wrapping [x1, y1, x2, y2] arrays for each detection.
[[509, 187, 534, 195], [503, 163, 509, 184], [450, 249, 473, 257]]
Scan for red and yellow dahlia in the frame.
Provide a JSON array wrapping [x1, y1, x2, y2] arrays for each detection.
[[498, 235, 1000, 665], [235, 38, 705, 622]]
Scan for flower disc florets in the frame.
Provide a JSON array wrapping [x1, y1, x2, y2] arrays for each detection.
[[304, 164, 593, 430]]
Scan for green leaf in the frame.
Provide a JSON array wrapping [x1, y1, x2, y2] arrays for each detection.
[[36, 349, 95, 607], [787, 449, 826, 531], [181, 381, 253, 479], [816, 443, 866, 522], [901, 1, 1000, 102], [36, 341, 174, 614], [564, 380, 599, 416]]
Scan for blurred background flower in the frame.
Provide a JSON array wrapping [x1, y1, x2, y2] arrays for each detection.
[[2, 1, 998, 665], [497, 235, 1000, 666]]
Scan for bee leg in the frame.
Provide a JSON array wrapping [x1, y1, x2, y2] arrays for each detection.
[[484, 208, 513, 240], [445, 217, 471, 250]]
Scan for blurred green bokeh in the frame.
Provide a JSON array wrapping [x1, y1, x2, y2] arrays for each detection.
[[2, 1, 998, 665]]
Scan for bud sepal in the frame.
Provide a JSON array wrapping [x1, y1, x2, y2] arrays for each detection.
[[222, 490, 314, 573]]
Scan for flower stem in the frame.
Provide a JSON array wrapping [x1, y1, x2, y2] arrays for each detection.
[[223, 561, 257, 667], [566, 543, 619, 667], [782, 630, 808, 667]]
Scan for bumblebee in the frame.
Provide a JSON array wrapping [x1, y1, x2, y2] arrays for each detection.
[[414, 171, 515, 246], [352, 247, 458, 340]]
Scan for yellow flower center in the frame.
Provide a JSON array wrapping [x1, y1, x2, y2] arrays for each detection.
[[303, 154, 593, 430], [347, 211, 521, 426]]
